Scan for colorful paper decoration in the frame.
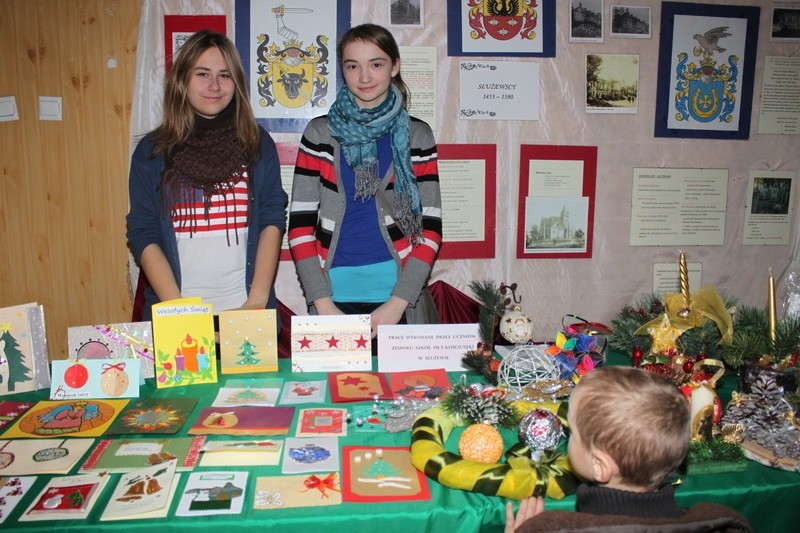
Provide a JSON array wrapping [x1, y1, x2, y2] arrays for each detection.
[[50, 359, 139, 400], [342, 446, 430, 503], [279, 380, 327, 404], [19, 472, 109, 522], [219, 309, 278, 373], [187, 406, 295, 436], [328, 372, 393, 403], [296, 408, 347, 437], [151, 298, 217, 388], [100, 460, 179, 521], [0, 302, 50, 395], [80, 436, 205, 473], [67, 321, 155, 379], [105, 397, 198, 435], [281, 437, 340, 474]]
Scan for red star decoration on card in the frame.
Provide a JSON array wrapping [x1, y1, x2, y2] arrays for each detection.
[[340, 375, 365, 387], [297, 336, 312, 349], [326, 336, 340, 348], [355, 335, 369, 349]]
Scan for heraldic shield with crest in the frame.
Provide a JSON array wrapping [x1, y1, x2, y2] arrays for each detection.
[[255, 5, 330, 110], [467, 0, 539, 41], [674, 26, 738, 124]]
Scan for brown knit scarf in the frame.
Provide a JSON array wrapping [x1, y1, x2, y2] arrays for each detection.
[[159, 103, 250, 243]]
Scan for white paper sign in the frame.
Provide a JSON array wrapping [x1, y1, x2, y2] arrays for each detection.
[[459, 61, 540, 121], [377, 323, 479, 372]]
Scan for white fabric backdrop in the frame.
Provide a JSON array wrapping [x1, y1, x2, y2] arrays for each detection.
[[130, 0, 800, 341]]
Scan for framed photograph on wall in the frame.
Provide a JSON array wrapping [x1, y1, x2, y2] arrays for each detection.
[[610, 5, 651, 38], [516, 145, 597, 259], [389, 0, 424, 29], [235, 0, 351, 133], [164, 15, 227, 73], [654, 2, 760, 140], [447, 0, 555, 57]]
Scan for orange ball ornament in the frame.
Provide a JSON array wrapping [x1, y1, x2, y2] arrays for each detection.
[[458, 423, 504, 464]]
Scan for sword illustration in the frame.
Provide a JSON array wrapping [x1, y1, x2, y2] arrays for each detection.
[[272, 5, 314, 40]]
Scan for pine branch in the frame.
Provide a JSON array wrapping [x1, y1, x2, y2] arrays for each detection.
[[469, 279, 505, 346]]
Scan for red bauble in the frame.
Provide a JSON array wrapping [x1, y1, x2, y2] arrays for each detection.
[[632, 347, 643, 367], [696, 352, 708, 361], [682, 361, 695, 373], [64, 363, 89, 389]]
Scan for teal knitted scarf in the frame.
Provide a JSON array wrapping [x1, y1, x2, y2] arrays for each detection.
[[328, 84, 423, 245]]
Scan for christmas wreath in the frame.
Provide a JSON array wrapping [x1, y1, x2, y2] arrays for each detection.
[[409, 399, 578, 501]]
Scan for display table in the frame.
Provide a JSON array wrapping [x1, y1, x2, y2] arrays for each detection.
[[1, 353, 797, 532]]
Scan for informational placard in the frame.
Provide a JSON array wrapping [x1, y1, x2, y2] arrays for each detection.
[[743, 170, 796, 245], [399, 45, 437, 130], [630, 168, 728, 246], [377, 323, 479, 372], [459, 61, 540, 121], [653, 262, 702, 296], [758, 56, 800, 135]]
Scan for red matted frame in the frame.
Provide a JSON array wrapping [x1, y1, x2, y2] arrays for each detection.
[[516, 145, 597, 259], [164, 15, 227, 73], [276, 143, 299, 261], [438, 144, 497, 259]]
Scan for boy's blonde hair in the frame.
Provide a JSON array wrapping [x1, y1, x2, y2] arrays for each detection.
[[570, 366, 690, 490]]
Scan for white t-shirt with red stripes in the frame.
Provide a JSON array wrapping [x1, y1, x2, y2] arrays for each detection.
[[173, 176, 249, 312]]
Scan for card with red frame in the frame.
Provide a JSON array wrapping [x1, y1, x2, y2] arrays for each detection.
[[387, 369, 451, 400], [296, 408, 347, 437], [327, 372, 392, 403], [342, 446, 430, 503]]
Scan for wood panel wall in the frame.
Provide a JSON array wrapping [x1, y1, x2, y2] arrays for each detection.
[[0, 0, 141, 359]]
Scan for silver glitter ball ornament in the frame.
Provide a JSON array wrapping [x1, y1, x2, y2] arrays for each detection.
[[518, 408, 563, 451]]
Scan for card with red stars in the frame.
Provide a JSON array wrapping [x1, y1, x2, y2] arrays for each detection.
[[290, 315, 372, 372], [327, 372, 392, 403]]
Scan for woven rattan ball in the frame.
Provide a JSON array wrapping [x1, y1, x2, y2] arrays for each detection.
[[497, 344, 559, 391]]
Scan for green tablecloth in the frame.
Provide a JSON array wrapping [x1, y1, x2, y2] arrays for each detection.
[[1, 353, 798, 532]]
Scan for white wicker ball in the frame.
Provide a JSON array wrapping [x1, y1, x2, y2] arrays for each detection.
[[497, 344, 559, 391]]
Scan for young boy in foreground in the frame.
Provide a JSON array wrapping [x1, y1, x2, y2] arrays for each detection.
[[506, 366, 751, 532]]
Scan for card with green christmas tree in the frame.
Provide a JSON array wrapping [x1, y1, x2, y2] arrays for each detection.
[[342, 446, 430, 503], [218, 309, 278, 374], [0, 302, 49, 396], [211, 385, 281, 407]]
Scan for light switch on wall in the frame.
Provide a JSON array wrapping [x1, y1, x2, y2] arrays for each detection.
[[39, 96, 62, 121], [0, 96, 19, 122]]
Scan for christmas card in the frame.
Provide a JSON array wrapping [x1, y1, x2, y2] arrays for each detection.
[[80, 436, 205, 473], [388, 368, 451, 400], [328, 372, 393, 403], [2, 399, 128, 438], [225, 377, 284, 389], [279, 379, 326, 404], [67, 321, 155, 380], [0, 438, 94, 475], [219, 309, 278, 373], [254, 473, 342, 510], [199, 439, 282, 467], [50, 359, 139, 400], [100, 459, 178, 521], [0, 476, 36, 525], [19, 471, 110, 522], [151, 298, 217, 388], [211, 386, 280, 408], [105, 397, 198, 435], [296, 408, 347, 437], [290, 314, 372, 372], [175, 471, 248, 517], [342, 446, 430, 503], [0, 302, 50, 395], [281, 436, 339, 474], [0, 400, 34, 431], [187, 406, 295, 436]]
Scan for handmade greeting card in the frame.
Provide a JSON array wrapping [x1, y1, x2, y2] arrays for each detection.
[[50, 359, 139, 400], [282, 436, 340, 474], [219, 309, 278, 373], [279, 379, 326, 404], [187, 406, 295, 436], [254, 473, 342, 510], [0, 400, 34, 430], [105, 397, 198, 435], [342, 446, 430, 503], [151, 298, 217, 388], [176, 471, 248, 517], [19, 471, 110, 522], [0, 476, 36, 525], [296, 408, 347, 437], [199, 439, 282, 467], [328, 372, 393, 403], [80, 436, 205, 473], [388, 369, 451, 400], [67, 321, 155, 379], [212, 386, 280, 408], [100, 460, 178, 521], [2, 399, 128, 438], [0, 438, 94, 475], [225, 377, 284, 389], [291, 314, 372, 372], [0, 302, 49, 395]]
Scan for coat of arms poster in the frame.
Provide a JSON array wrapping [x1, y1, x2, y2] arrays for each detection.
[[236, 0, 351, 132]]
